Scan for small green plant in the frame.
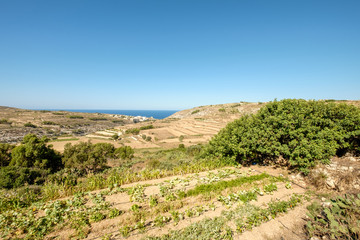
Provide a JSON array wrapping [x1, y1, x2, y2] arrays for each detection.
[[154, 215, 171, 227], [108, 208, 121, 218], [128, 185, 146, 202], [306, 194, 360, 239], [219, 108, 226, 112], [130, 204, 140, 212], [263, 183, 277, 194], [24, 122, 37, 128], [170, 211, 182, 224], [42, 121, 57, 125], [191, 110, 200, 114], [119, 225, 132, 237], [149, 195, 159, 207]]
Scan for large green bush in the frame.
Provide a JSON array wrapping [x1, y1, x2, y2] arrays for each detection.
[[62, 142, 115, 173], [0, 166, 46, 189], [204, 99, 360, 173], [114, 146, 134, 160], [10, 134, 62, 172]]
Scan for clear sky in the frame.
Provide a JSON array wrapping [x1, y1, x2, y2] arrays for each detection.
[[0, 0, 359, 110]]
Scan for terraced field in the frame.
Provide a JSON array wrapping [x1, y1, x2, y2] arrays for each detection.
[[1, 165, 312, 239]]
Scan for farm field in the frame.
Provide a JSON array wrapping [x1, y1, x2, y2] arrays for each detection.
[[1, 99, 360, 240], [1, 165, 312, 239]]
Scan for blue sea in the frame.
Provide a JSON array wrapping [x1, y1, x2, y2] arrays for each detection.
[[54, 110, 178, 119]]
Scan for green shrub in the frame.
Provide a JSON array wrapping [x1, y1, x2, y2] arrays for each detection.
[[68, 115, 84, 119], [191, 110, 200, 114], [0, 143, 15, 167], [111, 134, 119, 140], [89, 117, 107, 121], [0, 166, 47, 189], [219, 108, 226, 112], [140, 124, 154, 130], [112, 119, 125, 124], [10, 134, 62, 172], [62, 142, 115, 173], [114, 146, 134, 160], [178, 144, 185, 149], [24, 122, 37, 128], [0, 119, 11, 124], [42, 121, 57, 125], [125, 128, 140, 135], [204, 99, 360, 174]]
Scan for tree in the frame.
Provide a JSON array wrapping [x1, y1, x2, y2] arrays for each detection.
[[10, 134, 62, 172], [62, 142, 115, 173]]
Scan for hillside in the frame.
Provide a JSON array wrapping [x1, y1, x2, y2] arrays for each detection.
[[46, 102, 265, 151], [1, 100, 360, 240], [0, 106, 136, 144]]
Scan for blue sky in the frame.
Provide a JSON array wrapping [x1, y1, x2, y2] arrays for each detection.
[[0, 0, 359, 110]]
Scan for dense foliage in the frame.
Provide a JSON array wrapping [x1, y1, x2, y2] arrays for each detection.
[[0, 135, 62, 188], [0, 135, 136, 189], [204, 99, 360, 173], [62, 142, 115, 173], [306, 194, 360, 239], [10, 134, 62, 172], [0, 143, 14, 167]]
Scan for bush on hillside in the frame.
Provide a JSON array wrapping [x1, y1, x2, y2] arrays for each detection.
[[114, 146, 134, 160], [24, 122, 37, 128], [0, 143, 15, 167], [0, 166, 47, 189], [140, 124, 154, 130], [10, 134, 62, 172], [62, 142, 115, 173], [204, 99, 360, 174], [125, 128, 140, 135]]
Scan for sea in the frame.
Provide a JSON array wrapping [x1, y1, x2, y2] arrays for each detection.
[[52, 110, 178, 119]]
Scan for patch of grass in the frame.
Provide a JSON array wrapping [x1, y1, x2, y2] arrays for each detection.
[[140, 125, 154, 130], [68, 115, 84, 119], [144, 217, 232, 240], [191, 110, 200, 114], [112, 119, 124, 124], [89, 117, 108, 121], [24, 122, 37, 128], [42, 121, 57, 125], [184, 173, 275, 197], [52, 112, 65, 115], [219, 108, 226, 112], [51, 138, 79, 142]]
